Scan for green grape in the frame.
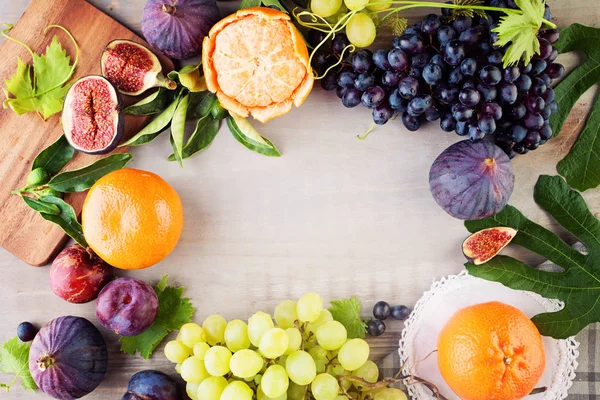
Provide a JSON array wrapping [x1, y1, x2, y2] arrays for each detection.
[[248, 311, 275, 347], [164, 340, 191, 364], [262, 365, 290, 398], [338, 339, 370, 371], [306, 309, 333, 335], [345, 13, 376, 48], [277, 354, 288, 367], [343, 0, 368, 10], [186, 382, 200, 400], [371, 388, 408, 400], [308, 345, 328, 360], [220, 381, 254, 400], [275, 300, 298, 329], [311, 0, 343, 18], [224, 319, 251, 352], [202, 315, 227, 345], [315, 359, 327, 374], [204, 346, 232, 376], [230, 349, 264, 378], [180, 323, 206, 347], [288, 382, 307, 400], [258, 385, 287, 400], [197, 376, 228, 400], [181, 356, 210, 383], [326, 363, 351, 390], [366, 0, 391, 11], [311, 373, 340, 400], [316, 321, 347, 351], [193, 342, 210, 360], [255, 374, 263, 385], [297, 293, 323, 323], [285, 328, 302, 355], [285, 350, 317, 385], [259, 328, 289, 359], [352, 360, 379, 389], [175, 363, 182, 374], [325, 3, 349, 23]]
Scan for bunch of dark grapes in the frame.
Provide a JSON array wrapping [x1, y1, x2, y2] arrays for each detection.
[[311, 1, 563, 158]]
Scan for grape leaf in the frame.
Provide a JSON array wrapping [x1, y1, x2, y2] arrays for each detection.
[[0, 337, 37, 392], [120, 275, 196, 359], [464, 175, 600, 339], [329, 297, 368, 339], [549, 24, 600, 191]]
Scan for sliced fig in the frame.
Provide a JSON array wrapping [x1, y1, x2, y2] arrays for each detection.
[[61, 75, 124, 154], [463, 227, 518, 265], [101, 39, 176, 96]]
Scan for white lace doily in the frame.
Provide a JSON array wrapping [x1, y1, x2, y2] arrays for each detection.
[[399, 271, 579, 400]]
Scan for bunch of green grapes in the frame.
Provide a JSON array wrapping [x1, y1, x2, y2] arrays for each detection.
[[164, 292, 407, 400]]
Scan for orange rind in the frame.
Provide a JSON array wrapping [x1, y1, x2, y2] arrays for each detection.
[[202, 7, 314, 123]]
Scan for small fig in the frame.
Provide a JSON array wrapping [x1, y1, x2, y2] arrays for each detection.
[[61, 75, 124, 154], [122, 370, 180, 400], [96, 277, 159, 336], [27, 168, 50, 187], [101, 39, 176, 96], [50, 244, 114, 303], [463, 227, 518, 265]]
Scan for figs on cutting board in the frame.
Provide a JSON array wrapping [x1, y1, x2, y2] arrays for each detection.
[[463, 227, 518, 265], [141, 0, 221, 60], [429, 140, 515, 220], [61, 75, 124, 154], [29, 316, 108, 400], [101, 39, 176, 96]]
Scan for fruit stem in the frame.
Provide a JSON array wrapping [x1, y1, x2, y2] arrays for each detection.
[[162, 4, 177, 14], [484, 157, 496, 168], [36, 355, 54, 371], [157, 74, 178, 91]]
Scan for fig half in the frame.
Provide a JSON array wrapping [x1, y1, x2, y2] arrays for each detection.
[[61, 75, 124, 154], [101, 39, 176, 96], [463, 227, 518, 265]]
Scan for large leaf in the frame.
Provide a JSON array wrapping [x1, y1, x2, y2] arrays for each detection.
[[170, 93, 190, 166], [121, 94, 181, 147], [227, 115, 281, 157], [48, 153, 132, 192], [465, 175, 600, 339], [549, 24, 600, 191], [124, 88, 175, 115], [37, 195, 87, 247], [32, 134, 74, 175]]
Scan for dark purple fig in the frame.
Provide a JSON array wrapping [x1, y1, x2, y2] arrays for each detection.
[[429, 140, 514, 220], [61, 75, 124, 154], [49, 244, 114, 304], [122, 370, 180, 400], [101, 39, 176, 96], [141, 0, 221, 60], [96, 277, 158, 336], [29, 316, 108, 400]]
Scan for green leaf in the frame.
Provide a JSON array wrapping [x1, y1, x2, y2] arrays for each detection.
[[226, 115, 281, 157], [48, 153, 132, 192], [22, 196, 60, 215], [2, 58, 36, 115], [261, 0, 287, 11], [465, 175, 600, 339], [37, 195, 87, 248], [120, 275, 195, 359], [451, 0, 487, 19], [187, 91, 218, 120], [32, 134, 74, 176], [0, 337, 37, 392], [239, 0, 261, 9], [385, 15, 408, 36], [169, 134, 183, 166], [491, 0, 544, 67], [170, 93, 190, 166], [124, 88, 175, 115], [121, 94, 181, 147], [329, 297, 368, 339], [168, 116, 220, 161]]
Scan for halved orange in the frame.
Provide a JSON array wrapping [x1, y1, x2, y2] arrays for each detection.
[[202, 7, 314, 123]]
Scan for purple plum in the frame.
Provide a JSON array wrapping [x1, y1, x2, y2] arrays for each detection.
[[122, 370, 179, 400]]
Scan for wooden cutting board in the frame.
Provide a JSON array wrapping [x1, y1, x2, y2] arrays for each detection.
[[0, 0, 173, 266]]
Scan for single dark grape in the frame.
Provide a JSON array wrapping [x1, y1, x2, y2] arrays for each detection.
[[389, 89, 408, 111], [514, 142, 528, 154], [388, 48, 409, 71], [536, 38, 553, 60], [452, 16, 472, 33], [530, 59, 548, 76], [525, 95, 546, 113], [430, 53, 445, 68], [469, 125, 485, 141], [391, 305, 411, 320], [540, 105, 552, 119], [459, 27, 484, 46], [521, 62, 533, 74], [487, 52, 503, 66], [361, 86, 386, 108], [448, 68, 464, 85], [421, 14, 441, 34], [482, 102, 503, 120], [398, 34, 425, 55], [530, 77, 547, 96], [440, 113, 457, 132], [351, 50, 373, 74], [515, 74, 532, 93], [525, 130, 541, 147], [437, 25, 457, 45], [539, 122, 553, 140], [337, 71, 357, 88], [373, 102, 395, 125], [480, 65, 502, 85], [408, 95, 433, 116], [367, 319, 386, 336], [381, 70, 402, 87], [332, 34, 350, 56], [499, 82, 518, 104], [452, 104, 474, 122], [402, 112, 422, 131], [422, 64, 443, 85], [477, 83, 497, 102], [539, 28, 560, 44], [373, 49, 392, 71], [478, 114, 496, 134], [503, 66, 520, 83], [548, 100, 558, 113], [459, 87, 481, 107], [336, 86, 348, 99], [411, 52, 431, 68], [321, 73, 337, 91], [402, 27, 418, 36], [546, 63, 565, 79], [508, 103, 527, 120], [460, 58, 477, 76], [373, 301, 391, 320], [540, 72, 552, 87], [342, 88, 362, 108], [443, 40, 466, 66], [311, 51, 328, 70], [392, 36, 402, 49], [17, 322, 38, 342], [441, 0, 453, 16], [307, 29, 327, 48], [479, 41, 492, 55], [524, 112, 544, 130], [548, 48, 559, 62], [455, 121, 470, 136], [542, 88, 555, 103], [354, 73, 375, 91], [408, 67, 422, 79], [436, 85, 458, 105], [398, 76, 419, 99], [424, 104, 442, 121]]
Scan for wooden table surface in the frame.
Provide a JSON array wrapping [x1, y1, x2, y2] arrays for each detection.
[[0, 0, 598, 398]]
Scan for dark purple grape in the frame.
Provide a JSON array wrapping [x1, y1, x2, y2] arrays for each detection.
[[381, 70, 402, 87], [525, 130, 541, 147], [373, 49, 392, 71], [361, 86, 386, 108], [514, 142, 528, 154], [354, 73, 375, 91], [398, 76, 419, 99], [478, 114, 496, 134], [388, 48, 409, 71], [443, 40, 466, 66], [546, 63, 564, 79], [452, 104, 474, 122], [412, 52, 432, 68], [440, 113, 457, 132], [373, 301, 391, 320], [455, 121, 470, 136], [407, 95, 433, 116], [336, 86, 348, 99], [542, 88, 555, 103], [521, 62, 533, 74], [482, 102, 502, 120], [540, 105, 552, 119], [496, 132, 513, 147], [530, 77, 547, 96], [373, 102, 395, 125], [539, 28, 560, 44], [424, 104, 442, 121], [122, 370, 179, 400], [515, 74, 532, 93], [441, 0, 453, 16], [459, 27, 484, 46], [437, 25, 457, 45], [448, 67, 464, 85], [408, 67, 422, 78], [421, 14, 441, 34], [480, 65, 502, 85], [392, 36, 402, 49], [539, 122, 553, 140], [17, 322, 38, 342], [402, 27, 418, 36], [452, 16, 472, 33], [530, 59, 547, 76], [459, 87, 481, 107], [402, 112, 422, 131], [508, 103, 527, 120], [307, 29, 327, 48], [524, 112, 544, 130], [460, 58, 477, 76], [463, 79, 476, 89], [503, 66, 520, 83], [499, 82, 518, 104], [398, 34, 425, 55], [337, 71, 357, 88], [548, 100, 558, 113], [389, 89, 408, 111], [430, 53, 445, 68], [479, 41, 492, 55], [311, 51, 327, 71], [540, 73, 552, 86], [367, 319, 386, 336], [469, 125, 485, 141], [547, 48, 559, 62], [390, 305, 411, 320], [321, 73, 337, 91], [510, 125, 527, 142], [351, 50, 372, 74], [342, 88, 363, 108], [536, 38, 553, 60], [487, 52, 503, 66], [332, 34, 350, 56], [477, 83, 497, 101], [422, 63, 443, 84], [437, 85, 460, 104], [525, 95, 546, 113]]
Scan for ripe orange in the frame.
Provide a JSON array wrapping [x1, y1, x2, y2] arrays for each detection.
[[82, 168, 183, 270], [437, 301, 545, 400], [202, 7, 314, 123]]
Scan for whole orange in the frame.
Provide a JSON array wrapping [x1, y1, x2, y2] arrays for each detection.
[[82, 168, 183, 270], [437, 301, 545, 400]]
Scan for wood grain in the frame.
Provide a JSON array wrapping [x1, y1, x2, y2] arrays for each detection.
[[0, 0, 598, 399], [0, 0, 173, 266]]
